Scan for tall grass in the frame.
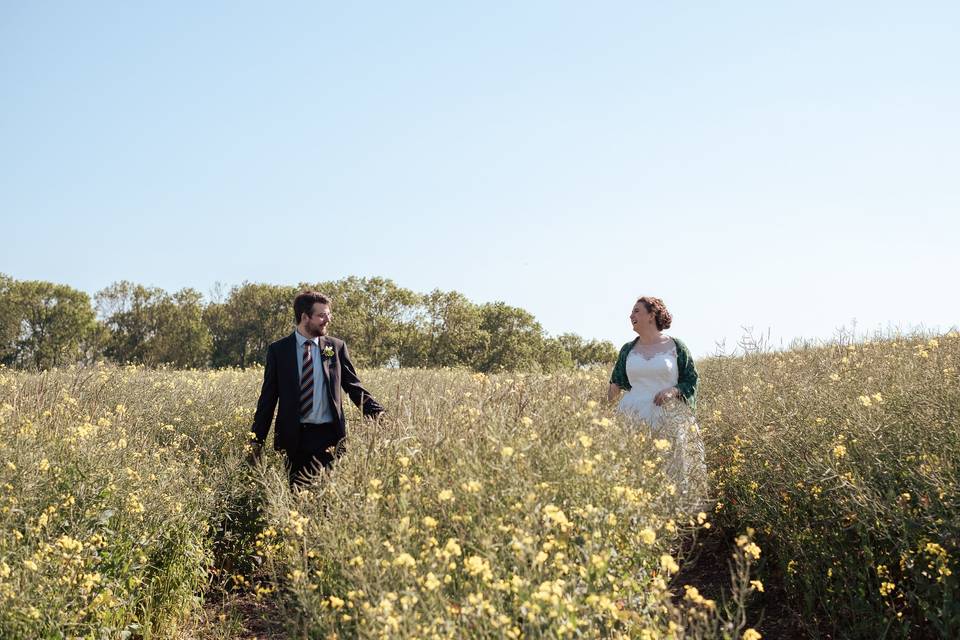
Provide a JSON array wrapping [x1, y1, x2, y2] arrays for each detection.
[[699, 331, 959, 638], [0, 366, 256, 638], [2, 365, 748, 638], [253, 369, 729, 638]]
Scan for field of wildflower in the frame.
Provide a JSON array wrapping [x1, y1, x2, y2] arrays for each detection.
[[0, 364, 757, 639], [4, 331, 955, 639], [700, 331, 959, 639]]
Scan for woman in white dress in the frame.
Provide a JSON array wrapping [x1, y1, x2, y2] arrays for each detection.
[[607, 297, 705, 504]]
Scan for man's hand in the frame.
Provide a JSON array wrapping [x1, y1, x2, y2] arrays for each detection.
[[246, 441, 264, 466]]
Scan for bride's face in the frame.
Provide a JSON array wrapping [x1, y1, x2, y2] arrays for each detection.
[[630, 302, 653, 332]]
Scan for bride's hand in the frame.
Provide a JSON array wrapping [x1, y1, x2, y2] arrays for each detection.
[[654, 387, 679, 406]]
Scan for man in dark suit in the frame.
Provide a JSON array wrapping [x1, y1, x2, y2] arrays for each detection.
[[248, 291, 384, 485]]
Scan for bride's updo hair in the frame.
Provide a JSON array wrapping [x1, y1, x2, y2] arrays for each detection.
[[637, 296, 672, 330]]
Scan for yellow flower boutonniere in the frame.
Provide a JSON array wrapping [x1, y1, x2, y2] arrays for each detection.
[[322, 346, 335, 358]]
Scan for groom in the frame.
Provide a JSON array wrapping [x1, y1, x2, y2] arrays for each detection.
[[249, 291, 385, 485]]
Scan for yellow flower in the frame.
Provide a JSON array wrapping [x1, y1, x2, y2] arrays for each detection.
[[542, 504, 572, 531], [660, 554, 679, 574], [743, 542, 762, 560], [880, 581, 896, 596], [443, 538, 462, 557], [639, 527, 657, 545], [654, 439, 671, 451], [750, 579, 764, 593], [858, 395, 872, 407], [422, 572, 441, 591], [392, 552, 416, 569], [38, 459, 50, 472], [422, 516, 438, 529], [500, 446, 515, 458], [833, 444, 847, 459], [437, 489, 454, 502], [461, 480, 482, 493], [328, 596, 345, 609], [464, 555, 493, 580], [743, 629, 762, 640], [578, 434, 593, 449]]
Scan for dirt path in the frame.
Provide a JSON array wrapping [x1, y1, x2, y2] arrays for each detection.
[[193, 588, 288, 640], [675, 530, 811, 639]]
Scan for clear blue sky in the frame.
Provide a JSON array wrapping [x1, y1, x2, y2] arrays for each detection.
[[2, 1, 958, 356]]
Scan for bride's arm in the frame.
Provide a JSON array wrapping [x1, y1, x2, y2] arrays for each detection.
[[607, 383, 624, 404]]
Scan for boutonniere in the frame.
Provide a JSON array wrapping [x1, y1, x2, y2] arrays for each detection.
[[322, 346, 335, 358]]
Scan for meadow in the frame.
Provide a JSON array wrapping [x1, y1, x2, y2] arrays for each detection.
[[0, 331, 956, 639]]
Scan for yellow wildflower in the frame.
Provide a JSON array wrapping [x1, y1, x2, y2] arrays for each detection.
[[392, 552, 416, 569], [660, 554, 679, 574], [639, 528, 657, 545]]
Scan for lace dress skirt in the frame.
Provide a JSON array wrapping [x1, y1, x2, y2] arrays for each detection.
[[617, 348, 706, 507]]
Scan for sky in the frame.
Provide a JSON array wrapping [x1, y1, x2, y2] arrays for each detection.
[[2, 1, 958, 357]]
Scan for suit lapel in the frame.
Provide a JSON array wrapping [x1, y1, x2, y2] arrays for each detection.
[[284, 333, 299, 381], [318, 336, 332, 385]]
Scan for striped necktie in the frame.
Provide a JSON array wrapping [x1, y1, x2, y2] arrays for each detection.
[[300, 341, 315, 418]]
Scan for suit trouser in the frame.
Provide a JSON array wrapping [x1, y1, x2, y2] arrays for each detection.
[[286, 422, 342, 487]]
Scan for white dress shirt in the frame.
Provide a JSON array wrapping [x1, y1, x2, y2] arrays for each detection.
[[295, 330, 335, 424]]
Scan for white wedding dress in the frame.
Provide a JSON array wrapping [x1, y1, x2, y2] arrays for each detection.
[[616, 340, 706, 506]]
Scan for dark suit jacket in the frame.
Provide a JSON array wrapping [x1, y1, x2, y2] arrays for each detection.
[[251, 332, 384, 452]]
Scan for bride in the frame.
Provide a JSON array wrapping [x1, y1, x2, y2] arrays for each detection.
[[607, 296, 705, 503]]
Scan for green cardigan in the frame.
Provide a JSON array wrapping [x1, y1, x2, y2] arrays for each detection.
[[609, 336, 698, 410]]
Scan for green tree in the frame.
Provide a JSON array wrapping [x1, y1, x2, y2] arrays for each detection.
[[1, 279, 97, 369], [539, 336, 575, 371], [147, 288, 212, 367], [204, 282, 297, 367], [413, 289, 487, 368], [555, 333, 618, 367], [96, 281, 165, 364], [0, 274, 17, 365], [474, 302, 545, 372], [309, 277, 420, 368], [96, 282, 213, 367]]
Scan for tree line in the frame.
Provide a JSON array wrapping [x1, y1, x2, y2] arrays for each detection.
[[0, 274, 617, 372]]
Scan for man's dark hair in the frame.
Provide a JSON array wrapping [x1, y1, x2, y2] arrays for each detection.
[[294, 291, 331, 324]]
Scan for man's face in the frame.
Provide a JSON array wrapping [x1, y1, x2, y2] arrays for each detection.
[[302, 302, 332, 337]]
